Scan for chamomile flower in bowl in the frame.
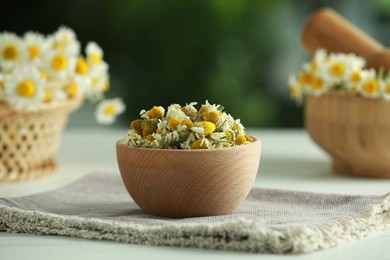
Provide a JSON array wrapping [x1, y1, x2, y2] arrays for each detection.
[[289, 49, 390, 178], [116, 101, 261, 217]]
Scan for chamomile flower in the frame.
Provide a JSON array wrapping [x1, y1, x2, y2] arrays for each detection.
[[95, 98, 125, 125], [50, 26, 80, 56], [64, 75, 92, 99], [0, 33, 24, 70], [23, 32, 50, 66], [345, 69, 370, 94], [288, 74, 303, 102], [382, 78, 390, 100], [321, 53, 351, 84], [358, 69, 381, 98], [142, 106, 165, 120], [4, 66, 45, 109], [182, 102, 198, 120], [166, 104, 187, 120], [45, 50, 76, 79], [85, 42, 108, 74], [84, 72, 110, 101]]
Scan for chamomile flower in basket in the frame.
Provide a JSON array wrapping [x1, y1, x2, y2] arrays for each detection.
[[0, 27, 125, 181], [289, 49, 390, 178], [116, 101, 261, 217]]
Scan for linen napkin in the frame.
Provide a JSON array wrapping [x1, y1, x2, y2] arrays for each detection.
[[0, 173, 389, 254]]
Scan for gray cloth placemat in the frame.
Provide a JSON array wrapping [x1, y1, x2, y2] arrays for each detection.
[[0, 173, 389, 254]]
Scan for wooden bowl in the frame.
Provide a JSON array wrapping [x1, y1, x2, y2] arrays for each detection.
[[116, 137, 261, 217], [305, 93, 390, 178]]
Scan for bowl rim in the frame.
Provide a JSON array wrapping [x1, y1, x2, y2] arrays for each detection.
[[116, 135, 260, 153]]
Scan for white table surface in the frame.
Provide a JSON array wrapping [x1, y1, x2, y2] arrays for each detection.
[[1, 128, 389, 260]]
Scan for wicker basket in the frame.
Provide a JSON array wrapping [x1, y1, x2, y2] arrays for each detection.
[[0, 99, 82, 181]]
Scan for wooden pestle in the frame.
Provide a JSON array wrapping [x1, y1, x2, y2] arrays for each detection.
[[301, 8, 390, 72]]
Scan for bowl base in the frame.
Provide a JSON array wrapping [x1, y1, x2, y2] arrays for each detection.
[[332, 158, 390, 178]]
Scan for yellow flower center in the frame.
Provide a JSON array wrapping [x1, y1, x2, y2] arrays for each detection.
[[145, 134, 155, 142], [28, 45, 40, 59], [203, 110, 221, 123], [299, 72, 312, 85], [90, 54, 102, 64], [52, 54, 68, 70], [66, 83, 78, 98], [200, 105, 208, 114], [76, 58, 89, 75], [3, 45, 19, 60], [330, 63, 345, 76], [350, 71, 361, 83], [235, 135, 247, 145], [130, 119, 143, 135], [225, 130, 234, 141], [103, 104, 116, 115], [169, 118, 181, 129], [40, 71, 48, 80], [363, 80, 379, 94], [200, 121, 216, 136], [387, 84, 390, 93], [147, 106, 164, 119], [17, 80, 36, 98], [53, 42, 65, 51], [142, 120, 157, 137], [44, 88, 53, 102], [311, 77, 323, 90], [181, 119, 193, 129], [191, 139, 208, 149]]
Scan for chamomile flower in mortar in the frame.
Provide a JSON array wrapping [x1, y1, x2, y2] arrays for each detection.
[[95, 98, 126, 125], [23, 32, 50, 66], [345, 69, 370, 94], [288, 74, 303, 102], [4, 66, 45, 109], [382, 78, 390, 100], [287, 49, 388, 101], [358, 69, 382, 98], [320, 53, 352, 84], [0, 33, 24, 70]]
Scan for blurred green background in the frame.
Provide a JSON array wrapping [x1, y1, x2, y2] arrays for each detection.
[[2, 0, 390, 128]]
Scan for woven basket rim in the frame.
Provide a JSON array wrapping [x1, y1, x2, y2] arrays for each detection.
[[0, 98, 83, 118]]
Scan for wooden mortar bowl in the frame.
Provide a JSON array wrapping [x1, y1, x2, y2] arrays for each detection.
[[305, 93, 390, 178], [116, 137, 261, 217]]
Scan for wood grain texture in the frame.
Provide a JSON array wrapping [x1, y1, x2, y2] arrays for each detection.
[[301, 8, 390, 72], [116, 138, 261, 217], [305, 94, 390, 178]]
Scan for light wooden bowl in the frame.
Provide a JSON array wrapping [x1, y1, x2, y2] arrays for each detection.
[[116, 137, 261, 217], [305, 93, 390, 178]]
